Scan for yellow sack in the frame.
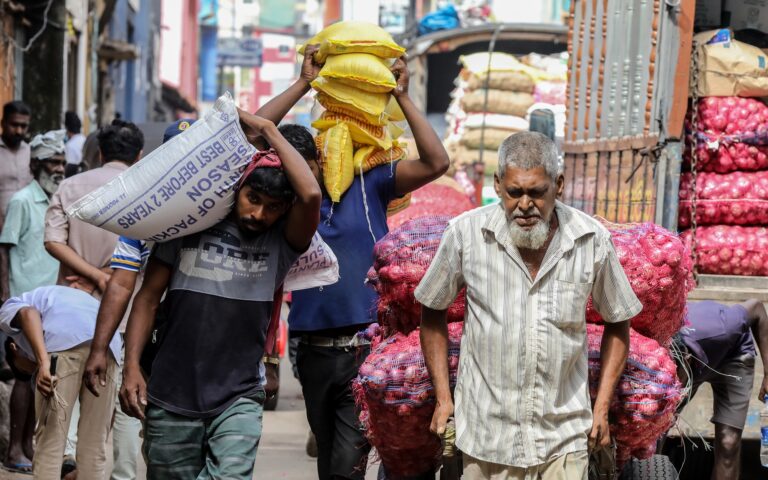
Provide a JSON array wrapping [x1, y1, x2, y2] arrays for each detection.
[[316, 92, 405, 126], [353, 144, 406, 173], [387, 193, 411, 216], [312, 77, 390, 119], [299, 21, 405, 63], [320, 54, 397, 93], [386, 96, 405, 122], [318, 123, 354, 202], [313, 112, 403, 150]]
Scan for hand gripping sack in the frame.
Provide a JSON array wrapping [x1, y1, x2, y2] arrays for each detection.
[[66, 94, 257, 242], [319, 53, 397, 93]]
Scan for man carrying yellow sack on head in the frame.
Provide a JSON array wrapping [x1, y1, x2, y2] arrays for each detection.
[[253, 27, 450, 478]]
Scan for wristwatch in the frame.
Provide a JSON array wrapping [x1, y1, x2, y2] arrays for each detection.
[[262, 355, 280, 366]]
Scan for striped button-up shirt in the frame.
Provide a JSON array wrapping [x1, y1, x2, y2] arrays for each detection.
[[415, 201, 642, 467]]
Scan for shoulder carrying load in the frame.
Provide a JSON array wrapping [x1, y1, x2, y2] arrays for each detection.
[[692, 29, 768, 98], [299, 21, 405, 63], [66, 93, 257, 243], [319, 53, 397, 93]]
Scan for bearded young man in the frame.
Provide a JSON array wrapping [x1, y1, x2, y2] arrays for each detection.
[[417, 132, 643, 480]]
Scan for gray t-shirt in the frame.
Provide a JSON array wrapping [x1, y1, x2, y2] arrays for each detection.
[[147, 219, 300, 418]]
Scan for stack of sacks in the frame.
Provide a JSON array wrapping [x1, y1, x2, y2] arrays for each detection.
[[366, 216, 467, 335], [679, 30, 768, 276], [586, 220, 694, 345], [353, 323, 464, 479], [587, 324, 684, 466], [681, 95, 768, 276], [300, 21, 410, 211], [444, 52, 566, 176]]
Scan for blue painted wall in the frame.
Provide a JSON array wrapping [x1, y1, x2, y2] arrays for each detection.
[[109, 0, 161, 123]]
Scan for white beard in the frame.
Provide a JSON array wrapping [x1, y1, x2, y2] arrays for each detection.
[[38, 170, 63, 196], [507, 208, 553, 250]]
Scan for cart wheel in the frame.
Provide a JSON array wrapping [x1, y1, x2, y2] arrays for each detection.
[[619, 455, 677, 480]]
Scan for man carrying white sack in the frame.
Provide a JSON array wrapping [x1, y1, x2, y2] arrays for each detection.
[[119, 110, 321, 479], [417, 132, 643, 479]]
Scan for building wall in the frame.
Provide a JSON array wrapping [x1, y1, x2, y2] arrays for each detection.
[[0, 13, 16, 108], [179, 0, 200, 105]]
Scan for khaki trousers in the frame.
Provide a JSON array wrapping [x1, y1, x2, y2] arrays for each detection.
[[462, 451, 588, 480], [33, 343, 118, 480]]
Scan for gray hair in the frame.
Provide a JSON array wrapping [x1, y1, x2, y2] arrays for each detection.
[[497, 131, 563, 182]]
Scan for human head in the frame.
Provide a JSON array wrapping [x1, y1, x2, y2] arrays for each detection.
[[97, 119, 144, 165], [163, 118, 195, 143], [234, 150, 295, 235], [64, 111, 82, 135], [1, 101, 31, 150], [29, 130, 67, 195], [265, 124, 319, 181], [494, 131, 564, 250]]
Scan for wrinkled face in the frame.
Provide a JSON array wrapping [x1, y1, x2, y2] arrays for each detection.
[[494, 165, 564, 249], [1, 113, 31, 149], [40, 154, 67, 177], [234, 185, 291, 235]]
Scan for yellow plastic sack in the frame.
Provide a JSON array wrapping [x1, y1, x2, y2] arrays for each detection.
[[358, 144, 406, 172], [313, 112, 403, 150], [318, 123, 354, 202], [299, 21, 405, 63], [312, 77, 390, 119], [320, 54, 397, 93], [316, 92, 405, 126], [387, 193, 411, 216]]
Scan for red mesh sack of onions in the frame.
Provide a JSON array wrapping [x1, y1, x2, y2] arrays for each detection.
[[585, 221, 694, 345], [353, 322, 463, 478], [587, 324, 683, 466], [368, 215, 467, 334], [678, 171, 768, 227], [690, 96, 768, 143], [388, 183, 474, 230], [681, 226, 768, 276], [683, 142, 768, 173]]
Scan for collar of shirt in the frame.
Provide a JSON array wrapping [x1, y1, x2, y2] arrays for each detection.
[[30, 180, 49, 204], [481, 201, 600, 284], [102, 160, 130, 171]]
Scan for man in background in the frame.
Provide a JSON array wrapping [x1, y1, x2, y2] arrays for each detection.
[[45, 119, 144, 297], [0, 130, 65, 475], [64, 111, 87, 178], [674, 300, 768, 480], [0, 101, 33, 380]]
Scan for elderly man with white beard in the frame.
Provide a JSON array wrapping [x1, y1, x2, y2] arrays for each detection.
[[416, 132, 642, 480]]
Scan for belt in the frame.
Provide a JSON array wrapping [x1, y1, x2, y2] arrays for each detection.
[[300, 334, 369, 348]]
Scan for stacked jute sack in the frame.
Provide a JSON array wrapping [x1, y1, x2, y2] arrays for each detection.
[[300, 21, 411, 213], [444, 52, 567, 176]]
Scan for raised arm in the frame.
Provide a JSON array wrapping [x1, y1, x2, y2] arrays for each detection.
[[390, 57, 450, 196], [84, 268, 139, 396], [744, 299, 768, 401], [254, 44, 321, 124], [119, 258, 171, 420], [238, 110, 322, 251]]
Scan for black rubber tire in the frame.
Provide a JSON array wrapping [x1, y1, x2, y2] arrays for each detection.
[[619, 455, 677, 480], [263, 366, 280, 411]]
